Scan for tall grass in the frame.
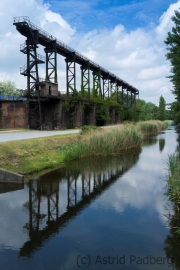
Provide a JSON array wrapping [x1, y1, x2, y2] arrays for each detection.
[[166, 153, 180, 202], [64, 125, 142, 161], [137, 120, 168, 136], [64, 120, 168, 161]]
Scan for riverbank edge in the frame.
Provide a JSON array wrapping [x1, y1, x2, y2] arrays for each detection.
[[166, 152, 180, 202], [0, 120, 168, 178]]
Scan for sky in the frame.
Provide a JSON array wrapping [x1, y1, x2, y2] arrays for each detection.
[[0, 0, 180, 105]]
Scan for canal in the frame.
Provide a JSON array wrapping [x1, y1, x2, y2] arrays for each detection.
[[0, 125, 179, 270]]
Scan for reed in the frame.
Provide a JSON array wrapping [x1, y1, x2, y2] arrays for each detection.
[[137, 120, 168, 136], [64, 125, 143, 161], [64, 120, 168, 161], [166, 153, 180, 202]]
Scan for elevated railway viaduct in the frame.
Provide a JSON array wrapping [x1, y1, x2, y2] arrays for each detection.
[[1, 17, 139, 130]]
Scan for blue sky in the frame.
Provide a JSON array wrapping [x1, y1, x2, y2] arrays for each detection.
[[44, 0, 177, 32], [0, 0, 180, 105]]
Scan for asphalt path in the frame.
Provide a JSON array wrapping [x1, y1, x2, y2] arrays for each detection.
[[0, 129, 80, 142], [0, 125, 118, 142]]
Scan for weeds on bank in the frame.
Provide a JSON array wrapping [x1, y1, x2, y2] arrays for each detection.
[[0, 120, 168, 175]]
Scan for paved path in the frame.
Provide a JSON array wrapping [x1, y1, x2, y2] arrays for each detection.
[[0, 125, 119, 143], [0, 129, 80, 142]]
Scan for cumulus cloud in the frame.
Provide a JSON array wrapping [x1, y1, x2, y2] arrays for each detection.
[[0, 0, 75, 88], [0, 0, 180, 104], [75, 1, 180, 104]]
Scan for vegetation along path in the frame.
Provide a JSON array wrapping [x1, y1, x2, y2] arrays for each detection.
[[0, 121, 168, 176]]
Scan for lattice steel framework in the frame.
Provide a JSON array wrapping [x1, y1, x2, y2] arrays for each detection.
[[45, 40, 57, 83], [110, 78, 117, 102], [20, 31, 45, 129], [65, 53, 76, 95], [93, 69, 102, 97], [82, 173, 91, 198], [67, 175, 77, 209], [13, 16, 139, 120], [102, 75, 110, 99], [81, 63, 90, 97]]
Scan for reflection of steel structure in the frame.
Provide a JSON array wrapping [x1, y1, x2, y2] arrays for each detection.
[[23, 181, 59, 235], [20, 164, 125, 258], [13, 17, 139, 129]]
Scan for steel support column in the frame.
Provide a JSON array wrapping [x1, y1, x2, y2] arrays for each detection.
[[93, 69, 101, 97], [102, 75, 109, 99], [45, 40, 57, 83], [110, 79, 117, 101], [80, 62, 90, 98], [122, 86, 128, 107], [65, 54, 76, 95], [20, 31, 45, 129]]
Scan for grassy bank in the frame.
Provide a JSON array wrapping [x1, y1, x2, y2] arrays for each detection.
[[0, 134, 80, 175], [166, 152, 180, 203], [165, 152, 180, 235], [0, 120, 168, 175]]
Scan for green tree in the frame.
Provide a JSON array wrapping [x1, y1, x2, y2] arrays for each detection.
[[164, 9, 180, 124], [0, 80, 16, 95], [0, 80, 26, 97], [158, 95, 166, 120]]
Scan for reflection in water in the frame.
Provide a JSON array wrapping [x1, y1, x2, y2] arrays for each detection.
[[164, 131, 180, 270], [20, 148, 141, 258], [159, 138, 165, 152], [0, 128, 179, 270], [142, 137, 157, 147], [0, 182, 24, 194], [164, 203, 180, 269]]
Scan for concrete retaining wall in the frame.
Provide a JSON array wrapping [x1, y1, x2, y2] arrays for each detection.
[[0, 168, 24, 183]]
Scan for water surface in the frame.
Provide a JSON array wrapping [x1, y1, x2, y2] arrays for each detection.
[[0, 127, 178, 270]]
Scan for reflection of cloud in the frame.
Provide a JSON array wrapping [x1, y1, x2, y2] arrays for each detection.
[[0, 189, 29, 249], [93, 131, 178, 227]]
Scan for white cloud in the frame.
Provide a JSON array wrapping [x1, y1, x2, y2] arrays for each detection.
[[75, 1, 180, 104], [0, 0, 75, 88], [0, 0, 180, 104]]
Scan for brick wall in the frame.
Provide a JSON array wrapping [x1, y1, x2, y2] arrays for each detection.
[[0, 101, 28, 129]]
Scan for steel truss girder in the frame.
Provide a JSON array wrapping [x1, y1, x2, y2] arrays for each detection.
[[93, 69, 101, 97], [45, 41, 57, 83], [81, 64, 90, 97], [65, 54, 76, 95]]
